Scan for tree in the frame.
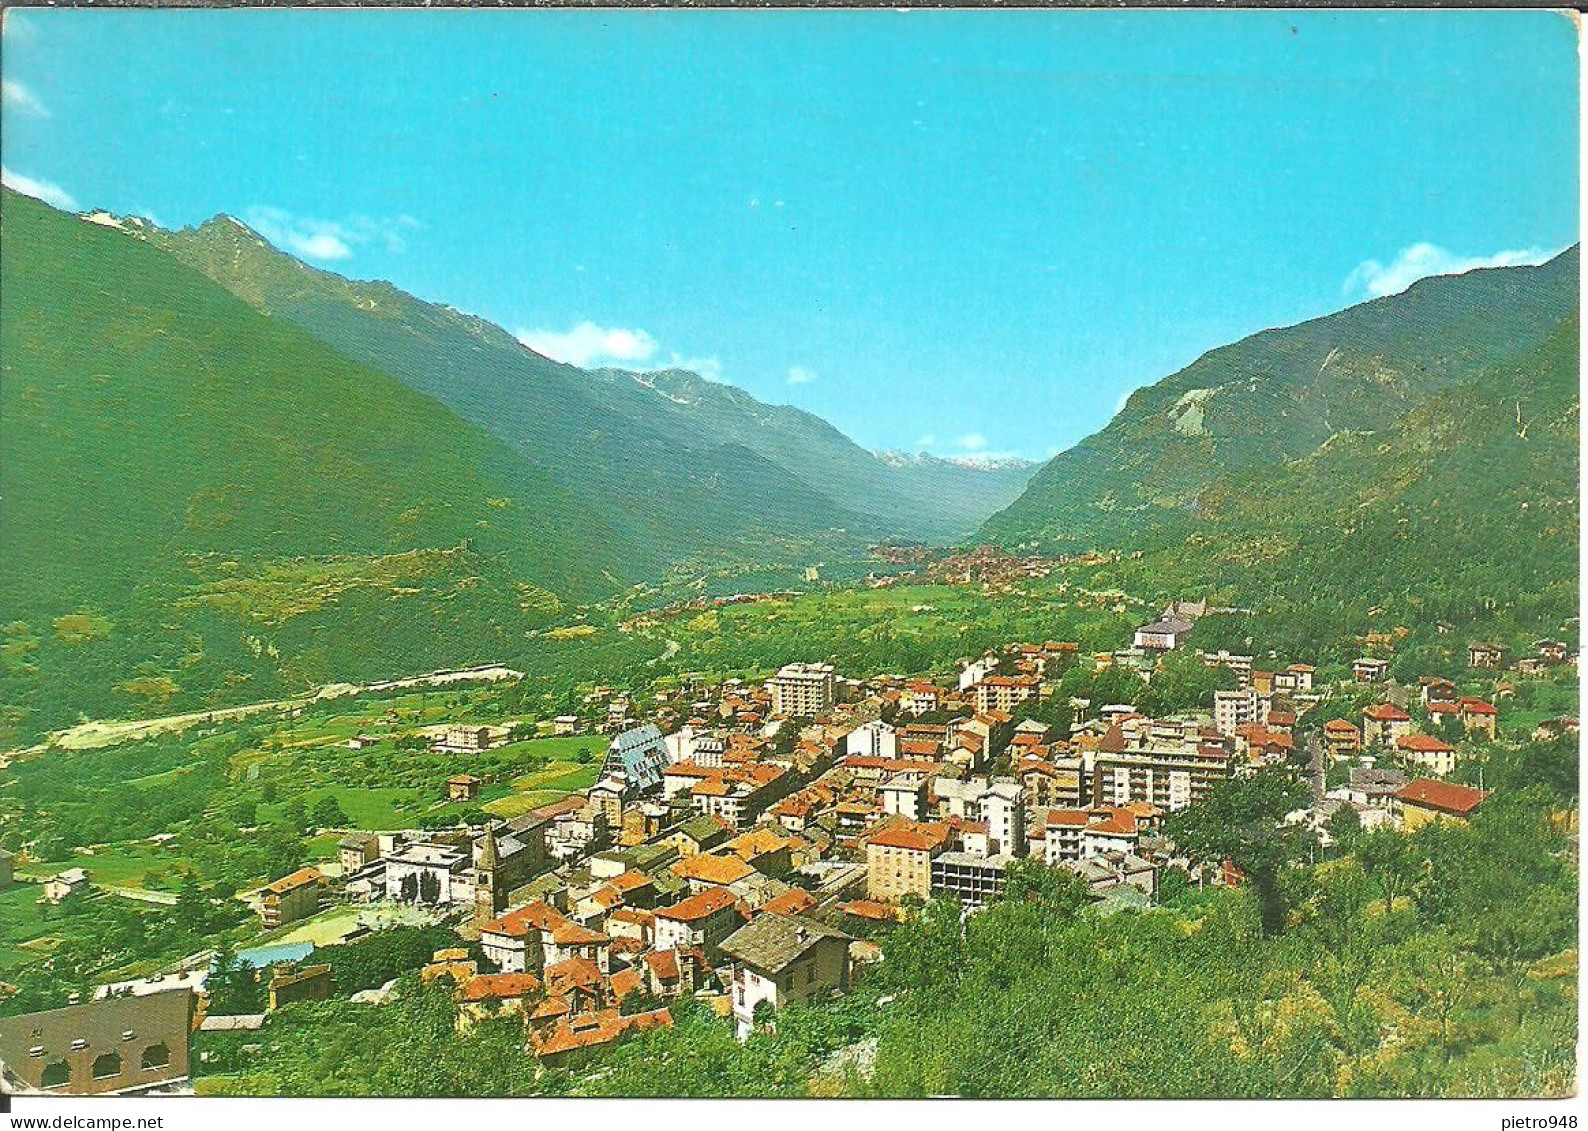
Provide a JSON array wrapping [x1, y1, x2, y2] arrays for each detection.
[[1325, 805, 1361, 852], [1139, 648, 1236, 717], [173, 873, 211, 936], [619, 985, 665, 1016], [257, 821, 307, 879], [1166, 770, 1311, 934], [998, 858, 1089, 914], [206, 944, 267, 1016], [399, 873, 419, 903], [1354, 826, 1418, 915], [418, 870, 441, 905], [310, 796, 350, 830]]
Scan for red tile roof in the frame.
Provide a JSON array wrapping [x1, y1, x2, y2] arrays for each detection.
[[1046, 809, 1089, 828], [262, 867, 323, 896], [607, 907, 654, 928], [762, 888, 818, 916], [672, 853, 754, 885], [1364, 703, 1411, 722], [549, 921, 610, 947], [839, 899, 904, 922], [1396, 778, 1488, 815], [532, 1007, 672, 1058], [1086, 808, 1139, 837], [644, 948, 681, 982], [481, 900, 566, 939], [543, 955, 604, 992], [865, 819, 952, 853], [1397, 733, 1455, 754], [608, 966, 643, 1000], [656, 885, 738, 923], [461, 972, 541, 1002]]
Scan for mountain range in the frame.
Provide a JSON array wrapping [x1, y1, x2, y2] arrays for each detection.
[[0, 187, 1032, 739], [141, 214, 1037, 570], [983, 247, 1578, 553], [0, 182, 1577, 741], [982, 245, 1578, 656]]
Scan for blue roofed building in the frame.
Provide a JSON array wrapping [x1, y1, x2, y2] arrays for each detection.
[[600, 724, 672, 796]]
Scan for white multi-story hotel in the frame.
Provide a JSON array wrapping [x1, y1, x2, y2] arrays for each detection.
[[765, 662, 836, 718]]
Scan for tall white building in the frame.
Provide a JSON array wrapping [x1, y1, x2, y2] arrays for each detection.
[[958, 654, 997, 692], [977, 780, 1026, 858], [765, 663, 836, 718], [844, 719, 898, 760], [1213, 688, 1259, 736]]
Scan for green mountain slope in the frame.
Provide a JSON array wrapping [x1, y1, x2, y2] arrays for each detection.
[[1167, 315, 1577, 649], [983, 252, 1578, 660], [144, 217, 1034, 551], [0, 188, 628, 739], [984, 248, 1578, 553]]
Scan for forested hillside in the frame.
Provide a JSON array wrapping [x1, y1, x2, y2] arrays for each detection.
[[984, 249, 1578, 555], [982, 251, 1579, 659], [0, 189, 626, 740]]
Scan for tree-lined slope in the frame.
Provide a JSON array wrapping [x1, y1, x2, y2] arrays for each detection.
[[0, 188, 624, 737], [984, 249, 1578, 554]]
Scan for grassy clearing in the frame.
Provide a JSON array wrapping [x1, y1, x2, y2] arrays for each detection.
[[0, 883, 53, 968], [21, 846, 186, 891]]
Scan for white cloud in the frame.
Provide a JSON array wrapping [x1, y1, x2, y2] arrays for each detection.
[[956, 432, 987, 452], [2, 79, 49, 117], [1344, 242, 1557, 299], [1, 166, 77, 211], [668, 354, 724, 383], [243, 206, 421, 263], [1113, 386, 1139, 417], [915, 434, 936, 449], [787, 365, 817, 387], [516, 321, 660, 368], [513, 322, 724, 381]]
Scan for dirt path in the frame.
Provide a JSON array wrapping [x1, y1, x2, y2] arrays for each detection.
[[3, 663, 526, 761]]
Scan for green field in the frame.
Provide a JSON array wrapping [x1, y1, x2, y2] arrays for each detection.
[[484, 759, 600, 818], [19, 846, 187, 892], [0, 883, 54, 969]]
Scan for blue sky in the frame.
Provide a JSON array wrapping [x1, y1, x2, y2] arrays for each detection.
[[2, 9, 1578, 461]]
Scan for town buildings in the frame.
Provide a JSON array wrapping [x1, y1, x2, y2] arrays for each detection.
[[259, 867, 323, 929], [930, 852, 1011, 907], [1362, 702, 1412, 747], [0, 989, 193, 1096], [765, 663, 837, 718], [1088, 718, 1233, 811], [864, 819, 952, 902], [971, 674, 1039, 714], [721, 912, 851, 1038], [1133, 617, 1192, 651], [1396, 779, 1489, 830], [1352, 657, 1390, 682], [41, 867, 89, 904], [1396, 733, 1458, 777]]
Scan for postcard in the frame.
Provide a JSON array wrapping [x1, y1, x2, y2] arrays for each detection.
[[0, 6, 1578, 1109]]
